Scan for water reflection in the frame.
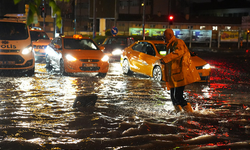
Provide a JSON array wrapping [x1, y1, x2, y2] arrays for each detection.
[[0, 58, 250, 149]]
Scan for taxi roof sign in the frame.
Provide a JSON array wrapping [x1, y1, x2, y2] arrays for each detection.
[[73, 34, 83, 39]]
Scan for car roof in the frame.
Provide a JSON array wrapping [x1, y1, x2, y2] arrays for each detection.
[[30, 29, 46, 32], [61, 35, 92, 39], [137, 40, 165, 44], [107, 36, 133, 39]]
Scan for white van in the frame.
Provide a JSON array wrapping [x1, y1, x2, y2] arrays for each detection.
[[0, 19, 35, 76]]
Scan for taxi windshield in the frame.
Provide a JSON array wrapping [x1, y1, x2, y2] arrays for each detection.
[[0, 22, 29, 40], [155, 44, 167, 56], [64, 38, 98, 50], [30, 31, 50, 41]]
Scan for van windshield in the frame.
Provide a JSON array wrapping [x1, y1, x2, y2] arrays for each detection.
[[30, 30, 50, 41], [0, 22, 29, 40]]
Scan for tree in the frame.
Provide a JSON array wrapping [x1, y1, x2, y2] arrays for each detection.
[[13, 0, 70, 28]]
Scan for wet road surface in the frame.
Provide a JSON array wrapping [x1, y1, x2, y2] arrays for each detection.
[[0, 50, 250, 150]]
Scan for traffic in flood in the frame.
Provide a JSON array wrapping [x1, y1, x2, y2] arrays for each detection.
[[0, 50, 250, 150]]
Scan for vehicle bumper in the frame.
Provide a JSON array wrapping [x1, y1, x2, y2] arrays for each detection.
[[0, 53, 35, 71], [64, 60, 109, 73]]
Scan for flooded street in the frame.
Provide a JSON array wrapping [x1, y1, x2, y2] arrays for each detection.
[[1, 50, 250, 150]]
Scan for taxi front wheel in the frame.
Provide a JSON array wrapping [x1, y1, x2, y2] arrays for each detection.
[[45, 55, 52, 68], [60, 60, 68, 76], [153, 66, 162, 81], [122, 59, 132, 75]]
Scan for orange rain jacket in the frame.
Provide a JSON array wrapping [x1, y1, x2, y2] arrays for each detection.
[[161, 36, 201, 90]]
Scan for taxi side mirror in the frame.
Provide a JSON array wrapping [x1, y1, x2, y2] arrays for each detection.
[[54, 44, 62, 50], [99, 46, 105, 51]]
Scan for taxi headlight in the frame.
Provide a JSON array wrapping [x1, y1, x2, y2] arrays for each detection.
[[65, 54, 77, 61], [112, 48, 122, 55], [101, 55, 109, 62], [22, 45, 33, 55], [202, 63, 211, 69]]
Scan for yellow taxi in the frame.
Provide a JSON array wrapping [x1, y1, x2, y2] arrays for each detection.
[[120, 40, 211, 82], [45, 35, 109, 76]]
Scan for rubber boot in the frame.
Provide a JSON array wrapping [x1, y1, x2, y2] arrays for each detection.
[[174, 105, 182, 113], [182, 103, 194, 113]]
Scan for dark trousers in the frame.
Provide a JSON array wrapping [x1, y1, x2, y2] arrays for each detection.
[[170, 86, 187, 107]]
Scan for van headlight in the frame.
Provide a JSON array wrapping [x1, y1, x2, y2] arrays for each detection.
[[101, 55, 109, 62], [202, 63, 211, 69], [65, 54, 77, 61], [22, 45, 33, 55], [112, 48, 122, 55]]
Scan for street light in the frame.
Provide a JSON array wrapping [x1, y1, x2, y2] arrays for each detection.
[[142, 0, 145, 40]]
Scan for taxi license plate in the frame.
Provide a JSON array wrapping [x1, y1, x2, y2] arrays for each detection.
[[83, 63, 97, 67], [0, 61, 15, 65]]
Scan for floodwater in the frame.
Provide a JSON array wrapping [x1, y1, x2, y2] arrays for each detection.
[[0, 51, 250, 150]]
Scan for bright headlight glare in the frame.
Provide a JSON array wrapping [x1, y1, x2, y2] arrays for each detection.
[[22, 46, 33, 55], [65, 54, 77, 61], [203, 63, 211, 69], [101, 55, 109, 62], [112, 49, 122, 55]]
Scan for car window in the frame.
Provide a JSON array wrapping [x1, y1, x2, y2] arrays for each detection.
[[57, 38, 62, 46], [143, 44, 155, 56], [30, 31, 50, 41], [0, 22, 29, 40], [64, 39, 98, 50], [132, 43, 145, 52], [50, 38, 57, 46], [155, 44, 167, 56]]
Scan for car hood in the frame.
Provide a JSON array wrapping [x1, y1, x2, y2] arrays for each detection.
[[191, 56, 207, 66], [102, 44, 126, 51], [63, 50, 105, 59]]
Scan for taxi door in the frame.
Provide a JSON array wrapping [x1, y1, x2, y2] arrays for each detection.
[[138, 43, 158, 76], [127, 43, 144, 72]]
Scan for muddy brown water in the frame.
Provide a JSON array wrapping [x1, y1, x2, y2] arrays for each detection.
[[0, 51, 250, 150]]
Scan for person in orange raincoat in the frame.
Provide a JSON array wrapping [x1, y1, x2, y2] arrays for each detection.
[[161, 29, 201, 113]]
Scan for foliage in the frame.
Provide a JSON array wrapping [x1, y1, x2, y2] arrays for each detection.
[[13, 0, 70, 28]]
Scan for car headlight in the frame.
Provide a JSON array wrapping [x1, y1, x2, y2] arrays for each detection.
[[22, 45, 33, 55], [101, 55, 109, 62], [112, 48, 122, 55], [202, 63, 211, 69], [65, 54, 77, 61]]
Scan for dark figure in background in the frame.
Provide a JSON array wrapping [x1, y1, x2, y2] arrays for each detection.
[[161, 29, 201, 113]]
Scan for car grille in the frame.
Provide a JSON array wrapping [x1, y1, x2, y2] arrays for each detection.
[[0, 55, 24, 64], [0, 59, 33, 68], [80, 59, 99, 62], [0, 49, 20, 53], [80, 67, 100, 71]]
